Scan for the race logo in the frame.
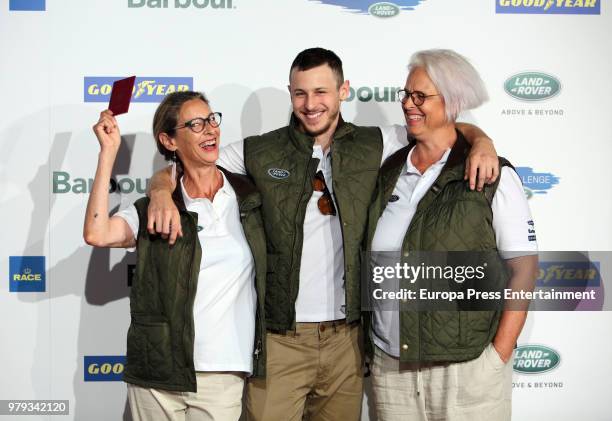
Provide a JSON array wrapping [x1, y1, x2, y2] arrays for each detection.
[[84, 77, 193, 103], [496, 0, 600, 15], [515, 167, 560, 198], [9, 256, 45, 292], [84, 356, 126, 381], [9, 0, 45, 11], [514, 344, 561, 374], [504, 72, 561, 101], [309, 0, 424, 17]]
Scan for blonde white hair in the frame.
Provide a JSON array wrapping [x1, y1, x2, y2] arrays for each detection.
[[408, 49, 488, 121]]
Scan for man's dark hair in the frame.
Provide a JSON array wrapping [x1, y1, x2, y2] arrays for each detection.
[[289, 47, 344, 87]]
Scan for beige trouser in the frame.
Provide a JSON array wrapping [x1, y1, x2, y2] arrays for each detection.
[[246, 321, 363, 421], [127, 372, 244, 421], [371, 344, 513, 421]]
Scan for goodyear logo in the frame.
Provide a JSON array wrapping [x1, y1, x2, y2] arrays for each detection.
[[515, 167, 560, 198], [9, 256, 45, 292], [346, 86, 402, 103], [84, 356, 126, 381], [537, 261, 600, 287], [496, 0, 600, 15], [309, 0, 423, 16], [53, 171, 150, 194], [514, 345, 561, 374], [84, 77, 193, 103], [9, 0, 45, 11], [504, 72, 561, 101]]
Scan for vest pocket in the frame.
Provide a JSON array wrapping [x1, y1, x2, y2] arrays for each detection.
[[126, 319, 173, 382]]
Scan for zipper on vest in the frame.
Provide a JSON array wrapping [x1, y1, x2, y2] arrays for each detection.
[[332, 188, 349, 318], [330, 143, 350, 321], [254, 339, 262, 360], [288, 157, 318, 328]]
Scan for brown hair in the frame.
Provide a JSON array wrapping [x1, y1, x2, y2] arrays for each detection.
[[152, 91, 209, 161]]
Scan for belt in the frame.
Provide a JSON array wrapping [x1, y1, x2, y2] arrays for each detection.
[[267, 318, 358, 335]]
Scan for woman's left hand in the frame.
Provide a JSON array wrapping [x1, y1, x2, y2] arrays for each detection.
[[464, 137, 499, 191]]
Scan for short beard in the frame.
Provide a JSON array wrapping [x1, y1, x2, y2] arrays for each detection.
[[299, 108, 340, 138]]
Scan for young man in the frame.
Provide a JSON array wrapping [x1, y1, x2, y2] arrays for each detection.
[[147, 48, 498, 420]]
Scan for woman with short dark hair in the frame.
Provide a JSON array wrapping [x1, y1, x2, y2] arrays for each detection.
[[83, 91, 266, 421]]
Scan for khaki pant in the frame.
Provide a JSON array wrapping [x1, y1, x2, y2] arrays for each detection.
[[246, 321, 363, 421], [371, 344, 513, 421], [127, 372, 244, 421]]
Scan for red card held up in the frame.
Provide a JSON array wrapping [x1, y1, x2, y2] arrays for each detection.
[[109, 76, 136, 115]]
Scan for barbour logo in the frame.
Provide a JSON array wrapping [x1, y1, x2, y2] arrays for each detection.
[[267, 168, 290, 179], [513, 344, 561, 374], [504, 72, 561, 101], [369, 2, 400, 17]]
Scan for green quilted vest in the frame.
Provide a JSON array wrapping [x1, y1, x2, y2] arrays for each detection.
[[244, 114, 383, 330], [123, 167, 267, 392], [365, 131, 512, 363]]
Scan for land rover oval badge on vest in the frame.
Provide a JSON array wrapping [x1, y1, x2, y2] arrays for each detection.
[[267, 168, 291, 179]]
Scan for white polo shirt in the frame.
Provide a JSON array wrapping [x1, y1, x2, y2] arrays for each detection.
[[370, 146, 539, 358], [116, 173, 257, 373]]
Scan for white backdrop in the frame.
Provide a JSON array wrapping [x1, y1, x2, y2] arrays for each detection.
[[1, 0, 611, 420]]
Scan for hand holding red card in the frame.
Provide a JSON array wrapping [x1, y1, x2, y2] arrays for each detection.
[[108, 76, 136, 116]]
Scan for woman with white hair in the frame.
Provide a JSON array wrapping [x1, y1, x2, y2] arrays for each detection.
[[364, 49, 539, 420]]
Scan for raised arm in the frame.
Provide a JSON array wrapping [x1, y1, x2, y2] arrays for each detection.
[[456, 122, 499, 191], [148, 166, 182, 245], [83, 110, 136, 248]]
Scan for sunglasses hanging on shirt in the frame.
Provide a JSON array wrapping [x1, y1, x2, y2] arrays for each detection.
[[313, 171, 337, 216]]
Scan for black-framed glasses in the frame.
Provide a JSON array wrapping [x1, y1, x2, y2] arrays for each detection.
[[174, 112, 222, 133], [396, 89, 439, 106]]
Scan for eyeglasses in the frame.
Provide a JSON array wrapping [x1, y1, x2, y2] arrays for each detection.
[[396, 90, 439, 106], [313, 171, 337, 216], [174, 112, 223, 133]]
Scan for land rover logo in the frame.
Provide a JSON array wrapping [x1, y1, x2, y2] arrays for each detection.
[[267, 168, 290, 179], [388, 194, 400, 203], [369, 2, 401, 17], [504, 72, 561, 101], [513, 344, 560, 374]]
